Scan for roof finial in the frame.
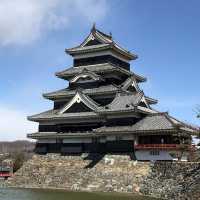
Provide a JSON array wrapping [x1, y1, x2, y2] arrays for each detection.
[[91, 22, 96, 32], [109, 32, 112, 38]]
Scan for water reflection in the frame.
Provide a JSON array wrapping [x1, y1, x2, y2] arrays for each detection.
[[0, 188, 159, 200]]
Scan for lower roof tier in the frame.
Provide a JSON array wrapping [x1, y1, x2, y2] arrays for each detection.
[[27, 129, 191, 140], [27, 113, 197, 139]]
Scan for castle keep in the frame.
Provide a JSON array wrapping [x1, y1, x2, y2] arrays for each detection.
[[28, 25, 196, 160]]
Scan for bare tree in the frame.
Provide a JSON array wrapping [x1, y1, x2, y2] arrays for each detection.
[[195, 106, 200, 146]]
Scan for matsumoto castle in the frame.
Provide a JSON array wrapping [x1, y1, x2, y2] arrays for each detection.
[[28, 25, 197, 161]]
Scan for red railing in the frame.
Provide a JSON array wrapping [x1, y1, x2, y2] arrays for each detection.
[[135, 144, 184, 150], [0, 172, 12, 178]]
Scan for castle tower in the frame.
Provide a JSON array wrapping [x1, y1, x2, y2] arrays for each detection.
[[28, 26, 196, 160]]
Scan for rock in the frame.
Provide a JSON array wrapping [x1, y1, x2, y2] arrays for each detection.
[[127, 185, 133, 192], [71, 184, 79, 191], [104, 157, 114, 165], [105, 184, 113, 191], [132, 183, 140, 193], [86, 184, 100, 191]]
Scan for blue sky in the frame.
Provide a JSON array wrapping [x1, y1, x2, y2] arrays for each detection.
[[0, 0, 199, 141]]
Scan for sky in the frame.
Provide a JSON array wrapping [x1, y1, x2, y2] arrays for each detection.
[[0, 0, 200, 141]]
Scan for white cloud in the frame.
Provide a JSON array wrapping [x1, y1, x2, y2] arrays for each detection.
[[0, 0, 108, 46], [0, 105, 36, 141]]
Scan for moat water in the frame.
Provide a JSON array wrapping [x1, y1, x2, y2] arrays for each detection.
[[0, 188, 159, 200]]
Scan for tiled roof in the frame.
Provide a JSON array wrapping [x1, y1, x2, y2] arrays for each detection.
[[66, 43, 110, 52], [121, 76, 140, 91], [145, 96, 158, 104], [30, 89, 157, 121], [136, 106, 158, 114], [120, 76, 157, 105], [28, 110, 98, 121], [43, 84, 119, 100], [55, 63, 146, 82], [65, 26, 137, 60], [28, 112, 197, 139], [56, 63, 132, 78], [28, 109, 58, 119], [95, 29, 113, 42], [27, 132, 95, 139], [100, 92, 143, 112], [66, 43, 136, 60], [94, 113, 195, 134]]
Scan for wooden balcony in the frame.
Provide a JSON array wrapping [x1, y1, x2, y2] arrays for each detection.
[[134, 144, 194, 150]]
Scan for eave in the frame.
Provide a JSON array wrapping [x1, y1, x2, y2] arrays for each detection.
[[55, 63, 131, 79], [27, 132, 95, 139], [145, 96, 158, 105], [43, 85, 119, 100], [27, 128, 190, 140], [27, 109, 142, 123], [65, 25, 138, 61], [55, 63, 146, 83], [27, 111, 99, 122], [65, 43, 137, 60]]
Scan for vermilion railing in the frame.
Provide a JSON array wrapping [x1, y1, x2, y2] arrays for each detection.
[[0, 172, 12, 177], [134, 144, 190, 150]]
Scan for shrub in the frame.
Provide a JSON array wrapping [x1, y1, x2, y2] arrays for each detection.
[[12, 152, 25, 172]]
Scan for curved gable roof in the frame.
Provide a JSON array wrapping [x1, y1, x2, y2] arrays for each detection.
[[59, 90, 100, 114], [65, 25, 137, 60], [70, 69, 104, 83]]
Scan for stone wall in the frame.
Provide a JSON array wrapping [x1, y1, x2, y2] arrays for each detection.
[[6, 154, 149, 193], [5, 154, 200, 200], [141, 162, 200, 200]]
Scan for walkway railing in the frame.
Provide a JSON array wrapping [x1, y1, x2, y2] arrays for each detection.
[[0, 172, 12, 178], [134, 144, 195, 150]]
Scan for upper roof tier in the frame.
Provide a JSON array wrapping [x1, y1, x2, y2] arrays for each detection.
[[65, 24, 137, 61], [43, 75, 157, 105], [56, 63, 146, 82], [28, 89, 157, 122]]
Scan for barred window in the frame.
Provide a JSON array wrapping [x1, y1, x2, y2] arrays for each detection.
[[150, 150, 160, 156]]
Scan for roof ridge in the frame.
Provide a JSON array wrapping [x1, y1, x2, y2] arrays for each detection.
[[167, 114, 199, 130], [144, 95, 158, 104], [163, 113, 185, 129], [81, 91, 101, 107], [95, 28, 112, 40], [147, 112, 168, 116], [92, 26, 137, 59], [74, 88, 100, 106], [147, 112, 183, 128], [134, 91, 145, 107], [68, 24, 112, 49], [66, 43, 109, 51], [106, 89, 144, 111]]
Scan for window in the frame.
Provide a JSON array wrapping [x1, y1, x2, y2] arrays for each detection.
[[92, 137, 99, 143], [116, 136, 122, 141], [150, 150, 160, 156]]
